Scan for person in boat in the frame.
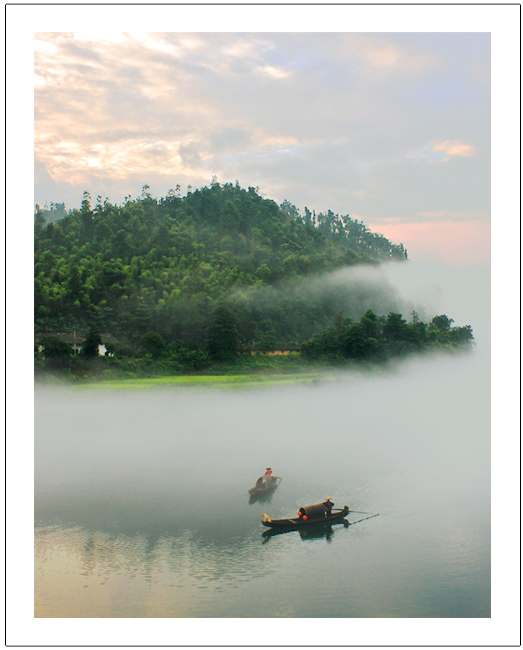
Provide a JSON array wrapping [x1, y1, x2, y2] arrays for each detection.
[[323, 497, 334, 517], [263, 468, 274, 486]]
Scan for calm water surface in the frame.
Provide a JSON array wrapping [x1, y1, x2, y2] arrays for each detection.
[[35, 350, 490, 618]]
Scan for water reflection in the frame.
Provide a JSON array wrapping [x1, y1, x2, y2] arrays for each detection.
[[262, 520, 350, 544], [248, 490, 277, 505], [35, 520, 278, 617]]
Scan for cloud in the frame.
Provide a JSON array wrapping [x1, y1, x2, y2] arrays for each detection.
[[433, 139, 476, 159], [407, 140, 477, 164], [221, 40, 260, 60], [33, 32, 490, 262], [338, 33, 436, 76], [207, 127, 252, 155], [256, 65, 290, 80], [364, 44, 403, 68], [179, 141, 203, 168]]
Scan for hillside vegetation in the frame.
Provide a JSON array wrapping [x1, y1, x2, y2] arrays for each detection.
[[34, 181, 473, 378]]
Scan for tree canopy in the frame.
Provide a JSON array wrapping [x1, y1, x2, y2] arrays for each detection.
[[302, 310, 474, 362], [34, 181, 407, 351]]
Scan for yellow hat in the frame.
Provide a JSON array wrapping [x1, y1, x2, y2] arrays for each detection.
[[325, 497, 331, 500]]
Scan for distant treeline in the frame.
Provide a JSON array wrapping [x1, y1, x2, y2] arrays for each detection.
[[301, 309, 474, 362], [34, 181, 408, 351], [34, 202, 68, 224], [35, 307, 474, 380]]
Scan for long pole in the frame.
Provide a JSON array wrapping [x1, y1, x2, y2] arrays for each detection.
[[349, 513, 379, 525]]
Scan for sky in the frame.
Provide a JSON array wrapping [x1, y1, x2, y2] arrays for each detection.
[[34, 29, 492, 264]]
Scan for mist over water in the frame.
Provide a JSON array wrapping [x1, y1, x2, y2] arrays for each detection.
[[380, 260, 491, 344], [34, 261, 490, 619]]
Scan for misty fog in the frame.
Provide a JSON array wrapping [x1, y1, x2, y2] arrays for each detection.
[[35, 344, 490, 521], [35, 260, 490, 530], [225, 258, 490, 348], [34, 260, 491, 618]]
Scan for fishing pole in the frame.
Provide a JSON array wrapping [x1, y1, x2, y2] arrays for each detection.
[[348, 513, 379, 525], [349, 510, 379, 514]]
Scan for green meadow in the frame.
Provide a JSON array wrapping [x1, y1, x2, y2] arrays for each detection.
[[71, 371, 324, 390]]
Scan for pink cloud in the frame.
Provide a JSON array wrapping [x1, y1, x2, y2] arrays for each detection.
[[433, 140, 476, 158], [367, 220, 490, 264]]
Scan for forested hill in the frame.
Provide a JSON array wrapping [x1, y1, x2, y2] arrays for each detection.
[[34, 181, 407, 349]]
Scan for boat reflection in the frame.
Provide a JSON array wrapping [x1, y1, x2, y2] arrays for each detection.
[[248, 489, 277, 505], [262, 519, 349, 544]]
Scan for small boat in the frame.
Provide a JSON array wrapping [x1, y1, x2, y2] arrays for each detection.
[[262, 519, 349, 543], [248, 475, 282, 497], [262, 503, 350, 529]]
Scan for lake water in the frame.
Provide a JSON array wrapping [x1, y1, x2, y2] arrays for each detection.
[[34, 348, 490, 620]]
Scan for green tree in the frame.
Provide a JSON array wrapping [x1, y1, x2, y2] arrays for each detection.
[[258, 329, 277, 351], [206, 304, 240, 360], [383, 312, 408, 342], [343, 323, 370, 359], [401, 312, 426, 346], [219, 200, 242, 237], [83, 324, 102, 357], [449, 325, 474, 344], [140, 331, 166, 358], [39, 336, 72, 359], [430, 314, 454, 332], [360, 308, 380, 339], [428, 314, 454, 345], [80, 191, 94, 240], [34, 211, 46, 233]]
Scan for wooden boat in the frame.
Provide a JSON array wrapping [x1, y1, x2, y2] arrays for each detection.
[[248, 475, 282, 497], [262, 503, 350, 529], [262, 519, 349, 542]]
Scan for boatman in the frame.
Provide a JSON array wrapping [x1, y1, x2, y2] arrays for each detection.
[[323, 497, 334, 517], [263, 468, 273, 485]]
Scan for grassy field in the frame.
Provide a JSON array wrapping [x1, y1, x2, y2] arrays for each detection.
[[71, 371, 326, 390], [35, 353, 386, 390]]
